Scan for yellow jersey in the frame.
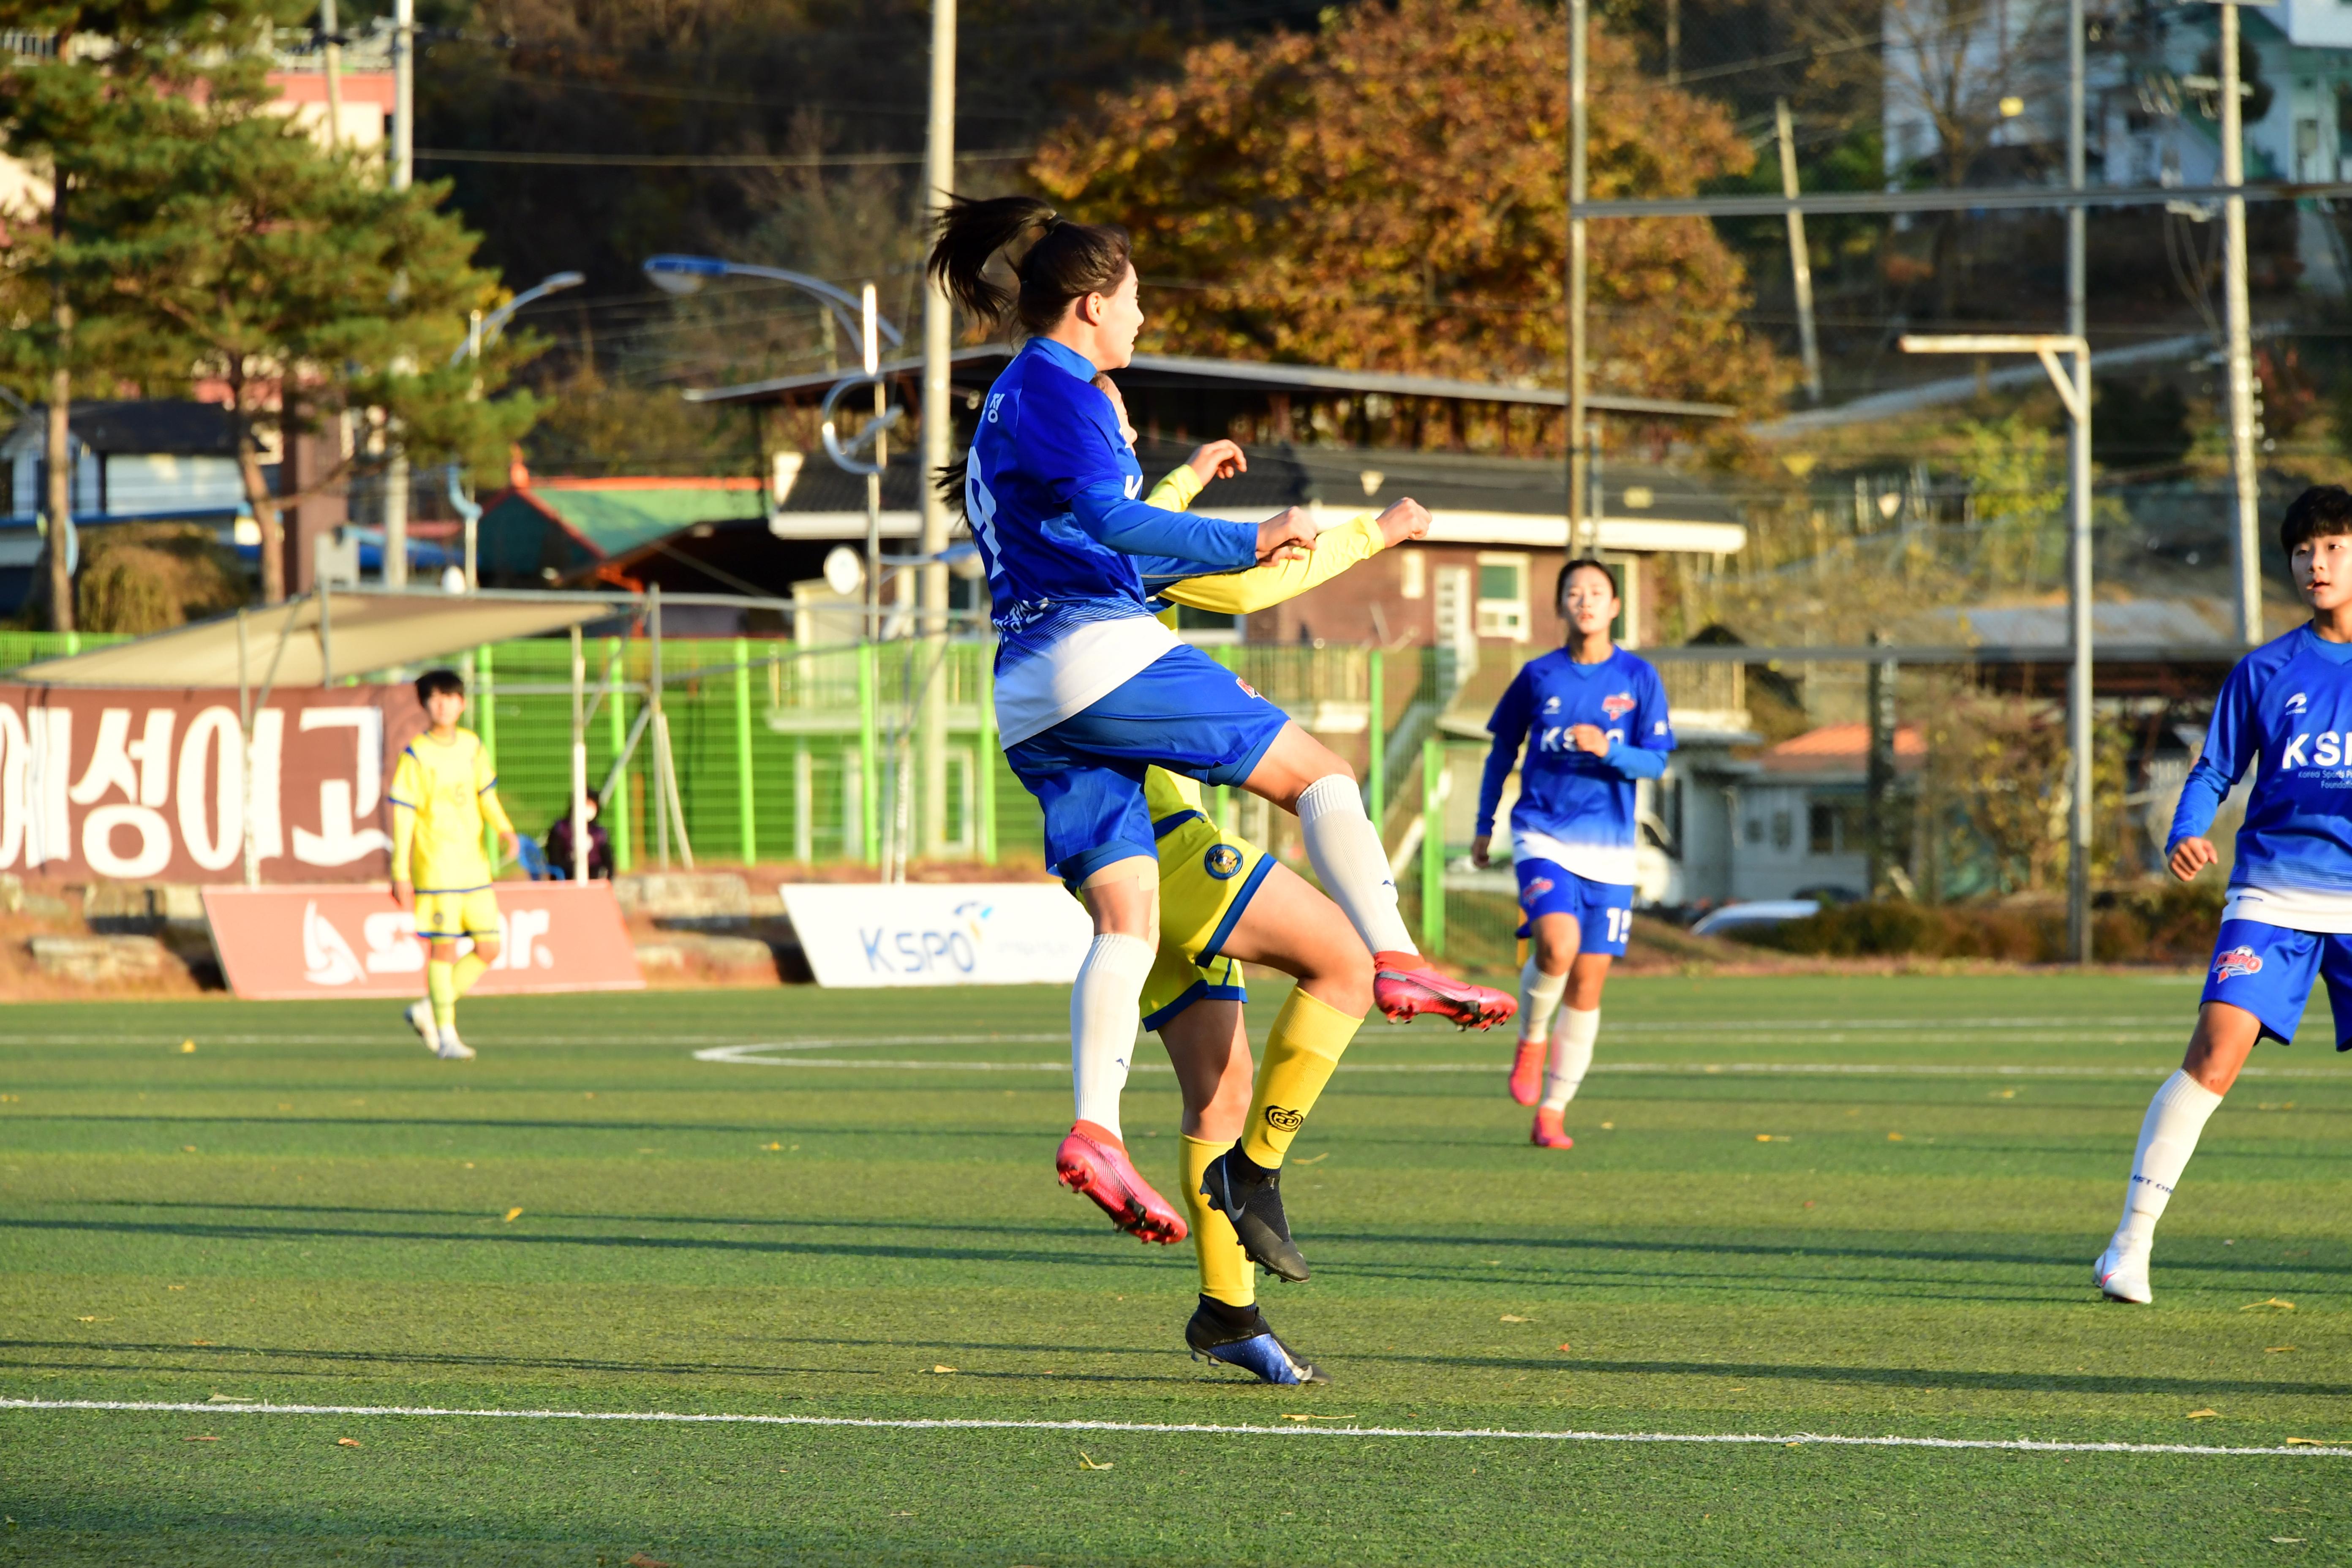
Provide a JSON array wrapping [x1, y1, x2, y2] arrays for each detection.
[[389, 728, 515, 892]]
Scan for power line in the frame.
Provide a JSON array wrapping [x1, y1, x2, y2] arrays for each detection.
[[416, 146, 1032, 168]]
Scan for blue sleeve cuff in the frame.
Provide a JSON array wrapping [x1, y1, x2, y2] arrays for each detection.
[[1605, 740, 1668, 780]]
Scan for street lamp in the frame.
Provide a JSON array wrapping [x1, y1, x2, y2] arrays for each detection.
[[439, 271, 587, 591], [1899, 331, 2093, 965], [640, 254, 903, 353]]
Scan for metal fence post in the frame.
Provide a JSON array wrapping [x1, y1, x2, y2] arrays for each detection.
[[1421, 736, 1445, 957], [476, 644, 498, 869], [734, 635, 757, 864], [858, 640, 879, 866], [1367, 648, 1385, 825], [606, 636, 634, 874], [977, 637, 997, 865]]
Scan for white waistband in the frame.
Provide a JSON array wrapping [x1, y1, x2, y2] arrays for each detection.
[[2225, 882, 2352, 935], [994, 615, 1181, 748]]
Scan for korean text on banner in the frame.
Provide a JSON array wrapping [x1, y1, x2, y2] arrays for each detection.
[[0, 685, 426, 883], [202, 882, 645, 1000], [779, 883, 1092, 987]]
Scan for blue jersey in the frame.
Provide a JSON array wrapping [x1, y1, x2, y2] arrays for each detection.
[[1476, 646, 1674, 887], [964, 338, 1257, 745], [2170, 624, 2352, 931]]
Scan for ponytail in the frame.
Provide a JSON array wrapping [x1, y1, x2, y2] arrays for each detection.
[[927, 192, 1133, 339]]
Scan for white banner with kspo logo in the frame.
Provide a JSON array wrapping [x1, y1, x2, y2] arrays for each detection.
[[778, 882, 1090, 987], [201, 882, 643, 999]]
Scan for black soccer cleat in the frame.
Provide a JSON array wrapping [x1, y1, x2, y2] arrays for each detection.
[[1185, 1295, 1328, 1386], [1199, 1143, 1310, 1282]]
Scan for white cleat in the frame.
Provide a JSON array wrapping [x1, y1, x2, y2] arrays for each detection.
[[405, 999, 441, 1055], [435, 1029, 475, 1061], [2093, 1241, 2152, 1304]]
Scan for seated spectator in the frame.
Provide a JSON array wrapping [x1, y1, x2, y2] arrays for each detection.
[[543, 797, 613, 881]]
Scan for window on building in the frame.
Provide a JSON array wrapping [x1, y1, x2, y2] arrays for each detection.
[[1770, 809, 1793, 851], [1810, 802, 1839, 855], [1399, 550, 1426, 600], [1475, 553, 1530, 640]]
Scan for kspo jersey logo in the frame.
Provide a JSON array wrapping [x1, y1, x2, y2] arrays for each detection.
[[1601, 692, 1637, 720], [2277, 731, 2352, 768], [2213, 945, 2264, 981]]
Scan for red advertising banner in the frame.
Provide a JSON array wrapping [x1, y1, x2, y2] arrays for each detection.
[[201, 882, 645, 1000], [0, 684, 427, 884]]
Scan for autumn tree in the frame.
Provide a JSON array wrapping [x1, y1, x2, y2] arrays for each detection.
[[1032, 0, 1783, 416]]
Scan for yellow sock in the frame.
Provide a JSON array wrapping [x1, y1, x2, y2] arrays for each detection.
[[452, 950, 490, 999], [1180, 1135, 1254, 1307], [1239, 987, 1362, 1168], [427, 961, 456, 1030]]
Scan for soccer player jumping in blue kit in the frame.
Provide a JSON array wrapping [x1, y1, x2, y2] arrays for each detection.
[[2095, 485, 2352, 1304], [1471, 559, 1673, 1149]]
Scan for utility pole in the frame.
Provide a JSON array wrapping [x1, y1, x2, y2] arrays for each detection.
[[2067, 0, 2094, 966], [1776, 99, 1823, 405], [917, 0, 956, 860], [2219, 0, 2262, 645], [1567, 0, 1589, 553], [382, 0, 415, 590], [319, 0, 343, 150]]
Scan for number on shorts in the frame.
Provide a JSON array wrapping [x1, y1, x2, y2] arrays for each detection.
[[1605, 906, 1629, 943]]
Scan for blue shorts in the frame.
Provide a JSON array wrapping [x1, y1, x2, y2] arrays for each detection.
[[2202, 919, 2352, 1048], [1512, 858, 1634, 956], [1004, 645, 1290, 884]]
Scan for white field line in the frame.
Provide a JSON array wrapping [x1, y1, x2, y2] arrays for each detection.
[[689, 1045, 2344, 1081], [0, 1398, 2341, 1458]]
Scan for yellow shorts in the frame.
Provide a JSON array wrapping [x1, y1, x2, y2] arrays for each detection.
[[1138, 811, 1276, 1031], [414, 887, 502, 942]]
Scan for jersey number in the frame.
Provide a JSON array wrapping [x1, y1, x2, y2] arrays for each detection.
[[966, 469, 1002, 558]]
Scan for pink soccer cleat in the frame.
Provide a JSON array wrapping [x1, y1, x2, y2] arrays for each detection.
[[1507, 1036, 1547, 1106], [1056, 1121, 1188, 1245], [1531, 1108, 1574, 1149], [1372, 952, 1518, 1030]]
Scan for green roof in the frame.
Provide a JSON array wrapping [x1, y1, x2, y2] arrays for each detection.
[[512, 482, 766, 558]]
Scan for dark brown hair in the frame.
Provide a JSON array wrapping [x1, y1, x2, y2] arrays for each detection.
[[415, 667, 466, 702], [2281, 485, 2352, 554], [1556, 557, 1620, 604], [926, 193, 1132, 339]]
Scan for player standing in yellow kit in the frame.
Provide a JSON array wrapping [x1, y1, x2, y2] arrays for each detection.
[[391, 668, 520, 1061]]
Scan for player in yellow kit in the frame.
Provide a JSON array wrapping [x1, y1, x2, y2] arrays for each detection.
[[1103, 379, 1462, 1384], [390, 667, 520, 1061]]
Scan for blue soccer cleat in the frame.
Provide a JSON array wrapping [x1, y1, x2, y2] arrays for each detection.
[[1185, 1297, 1328, 1386]]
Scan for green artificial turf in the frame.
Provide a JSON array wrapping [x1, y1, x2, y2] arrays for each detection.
[[4, 973, 2352, 1564]]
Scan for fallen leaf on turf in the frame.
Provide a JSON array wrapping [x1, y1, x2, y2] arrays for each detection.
[[2268, 1347, 2298, 1353], [625, 1555, 670, 1568], [2188, 1409, 2221, 1419], [503, 1207, 523, 1222], [930, 1365, 957, 1374], [74, 1315, 110, 1323], [187, 1340, 212, 1347], [1077, 1452, 1114, 1470], [1500, 1315, 1530, 1323], [1291, 1152, 1329, 1166], [762, 1142, 782, 1151], [1886, 1132, 1905, 1141], [1558, 1343, 1573, 1352], [180, 1041, 195, 1053], [1279, 1414, 1358, 1421], [2271, 1538, 2306, 1544], [182, 1145, 196, 1153], [205, 1394, 253, 1404], [336, 1437, 360, 1448], [183, 1435, 218, 1442], [2242, 1299, 2298, 1312], [166, 1285, 183, 1291], [2286, 1437, 2329, 1446]]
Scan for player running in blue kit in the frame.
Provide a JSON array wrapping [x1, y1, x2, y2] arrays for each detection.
[[1471, 559, 1672, 1149], [928, 193, 1513, 1251], [2095, 485, 2352, 1303]]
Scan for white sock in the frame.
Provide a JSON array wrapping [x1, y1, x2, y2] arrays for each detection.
[[1541, 1007, 1599, 1112], [1296, 773, 1416, 957], [2112, 1070, 2224, 1253], [1069, 933, 1153, 1142], [1519, 960, 1568, 1045]]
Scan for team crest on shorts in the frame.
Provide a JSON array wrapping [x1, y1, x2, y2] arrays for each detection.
[[1520, 877, 1554, 907], [1601, 692, 1636, 719], [1204, 843, 1244, 880], [2213, 945, 2264, 981]]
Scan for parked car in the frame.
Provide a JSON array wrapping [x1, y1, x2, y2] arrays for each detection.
[[1690, 900, 1821, 939]]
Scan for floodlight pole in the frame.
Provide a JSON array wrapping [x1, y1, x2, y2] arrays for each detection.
[[2216, 0, 2262, 645], [1566, 0, 1588, 552], [1902, 334, 2093, 966], [918, 0, 956, 862]]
